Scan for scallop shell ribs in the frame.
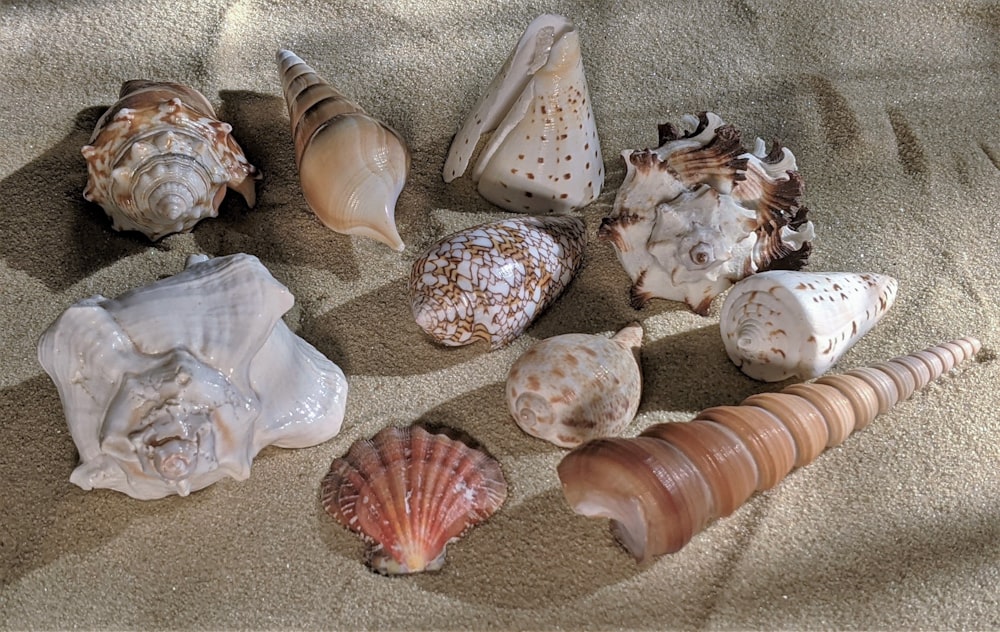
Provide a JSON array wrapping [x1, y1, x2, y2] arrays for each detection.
[[443, 14, 603, 213], [278, 49, 409, 251], [599, 112, 815, 315], [321, 425, 508, 574], [409, 215, 586, 349], [82, 80, 259, 240], [558, 337, 981, 562]]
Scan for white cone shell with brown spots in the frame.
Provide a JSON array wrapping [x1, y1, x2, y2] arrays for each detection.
[[443, 14, 603, 214], [409, 215, 585, 350], [506, 322, 644, 448], [720, 270, 899, 382]]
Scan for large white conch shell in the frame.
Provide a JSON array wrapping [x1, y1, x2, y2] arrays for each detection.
[[443, 14, 603, 214], [82, 80, 259, 240], [37, 253, 349, 500], [278, 49, 409, 251], [599, 112, 815, 315], [720, 270, 899, 382], [506, 323, 644, 447]]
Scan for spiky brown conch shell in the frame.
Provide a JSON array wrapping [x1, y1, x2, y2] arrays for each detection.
[[557, 337, 981, 562], [277, 49, 409, 251], [597, 112, 814, 315], [81, 80, 259, 240], [409, 214, 586, 350], [320, 424, 508, 575]]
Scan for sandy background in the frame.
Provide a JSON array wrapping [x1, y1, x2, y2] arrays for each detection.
[[1, 0, 998, 629]]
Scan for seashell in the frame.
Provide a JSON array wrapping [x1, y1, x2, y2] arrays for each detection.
[[321, 424, 508, 574], [598, 112, 815, 315], [82, 80, 259, 240], [409, 214, 586, 349], [278, 49, 409, 251], [506, 322, 644, 447], [721, 270, 899, 382], [37, 253, 348, 500], [557, 337, 981, 562], [443, 14, 603, 214]]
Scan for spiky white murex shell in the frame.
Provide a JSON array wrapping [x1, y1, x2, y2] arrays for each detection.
[[443, 14, 603, 213], [82, 80, 259, 240], [37, 253, 348, 500], [409, 214, 586, 350], [599, 112, 815, 315], [277, 49, 409, 251], [720, 270, 899, 382], [506, 322, 644, 447]]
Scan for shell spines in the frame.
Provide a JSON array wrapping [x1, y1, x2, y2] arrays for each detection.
[[558, 337, 981, 561]]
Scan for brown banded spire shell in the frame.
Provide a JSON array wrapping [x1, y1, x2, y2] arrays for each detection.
[[81, 80, 259, 240], [277, 49, 410, 251], [321, 424, 508, 574], [557, 337, 981, 562]]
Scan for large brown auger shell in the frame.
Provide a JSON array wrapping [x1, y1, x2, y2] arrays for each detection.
[[557, 337, 982, 563]]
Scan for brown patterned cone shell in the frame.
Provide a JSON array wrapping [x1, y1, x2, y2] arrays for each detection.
[[506, 322, 643, 447], [81, 80, 258, 240], [409, 215, 586, 350], [557, 336, 981, 562], [320, 424, 508, 575], [277, 49, 409, 251]]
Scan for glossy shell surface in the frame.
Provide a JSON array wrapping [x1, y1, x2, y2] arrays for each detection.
[[443, 14, 603, 213], [409, 214, 585, 349], [721, 270, 899, 381], [37, 253, 348, 500], [557, 337, 981, 562]]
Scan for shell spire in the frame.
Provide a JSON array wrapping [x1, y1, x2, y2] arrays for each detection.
[[277, 49, 409, 251], [321, 425, 508, 574], [443, 14, 603, 214], [81, 80, 259, 240], [557, 337, 981, 562], [598, 112, 815, 315]]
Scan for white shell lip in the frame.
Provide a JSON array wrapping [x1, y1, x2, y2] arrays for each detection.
[[720, 270, 899, 382], [443, 13, 603, 214], [37, 253, 348, 500]]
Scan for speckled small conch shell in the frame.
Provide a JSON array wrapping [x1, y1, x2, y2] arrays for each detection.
[[443, 14, 603, 213], [278, 49, 409, 251], [321, 424, 508, 574], [37, 253, 348, 500], [81, 80, 259, 240], [721, 270, 899, 382], [506, 322, 643, 447], [409, 215, 585, 349], [599, 112, 815, 315], [558, 337, 981, 562]]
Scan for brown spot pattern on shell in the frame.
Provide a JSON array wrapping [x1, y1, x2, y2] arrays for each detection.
[[409, 215, 586, 350], [81, 80, 259, 240], [321, 424, 507, 575], [557, 337, 981, 562], [277, 49, 409, 251], [506, 322, 643, 447]]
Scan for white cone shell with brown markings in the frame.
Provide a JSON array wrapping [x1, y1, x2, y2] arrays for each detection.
[[443, 14, 603, 213], [506, 322, 643, 447], [409, 215, 585, 350], [82, 80, 259, 240], [278, 49, 409, 251], [720, 270, 899, 382]]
